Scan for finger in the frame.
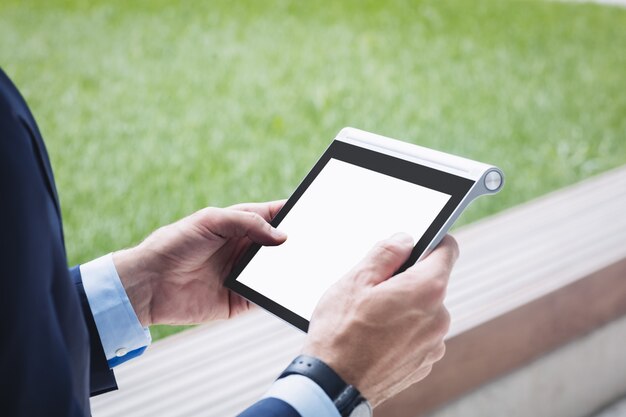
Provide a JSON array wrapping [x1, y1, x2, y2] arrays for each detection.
[[198, 208, 287, 246], [228, 199, 287, 222], [409, 364, 434, 386], [348, 232, 414, 286], [228, 291, 256, 318], [427, 342, 447, 364], [395, 235, 459, 287], [412, 235, 458, 278], [382, 237, 458, 311]]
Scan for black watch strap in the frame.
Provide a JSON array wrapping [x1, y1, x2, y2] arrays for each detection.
[[278, 355, 369, 417]]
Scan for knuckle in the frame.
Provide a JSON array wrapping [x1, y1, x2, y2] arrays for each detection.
[[246, 211, 265, 225], [432, 342, 446, 363], [438, 306, 451, 326], [420, 364, 434, 380], [438, 341, 447, 358], [375, 240, 403, 258], [190, 207, 219, 227], [417, 278, 448, 308], [410, 364, 434, 385], [430, 279, 448, 302], [355, 263, 377, 281], [371, 238, 412, 264], [435, 308, 451, 338], [197, 206, 218, 217], [404, 271, 448, 313]]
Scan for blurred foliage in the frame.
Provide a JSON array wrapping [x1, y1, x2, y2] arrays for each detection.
[[1, 0, 624, 340]]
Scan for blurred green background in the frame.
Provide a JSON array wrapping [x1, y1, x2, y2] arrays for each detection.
[[1, 0, 624, 340]]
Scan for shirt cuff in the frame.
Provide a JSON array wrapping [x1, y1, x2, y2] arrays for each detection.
[[80, 253, 151, 367], [263, 374, 340, 417]]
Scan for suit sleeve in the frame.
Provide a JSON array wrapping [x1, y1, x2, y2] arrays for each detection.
[[238, 398, 302, 417], [238, 375, 340, 417], [0, 69, 116, 417], [0, 87, 89, 416], [70, 266, 118, 395]]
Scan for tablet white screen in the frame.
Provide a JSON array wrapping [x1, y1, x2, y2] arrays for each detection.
[[237, 158, 451, 320]]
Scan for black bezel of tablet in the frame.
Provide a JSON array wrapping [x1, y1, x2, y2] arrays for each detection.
[[225, 140, 474, 332]]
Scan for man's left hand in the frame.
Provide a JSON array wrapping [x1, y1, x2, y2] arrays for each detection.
[[113, 200, 286, 327]]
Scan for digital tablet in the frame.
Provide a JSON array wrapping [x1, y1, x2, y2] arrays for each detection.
[[225, 127, 504, 331]]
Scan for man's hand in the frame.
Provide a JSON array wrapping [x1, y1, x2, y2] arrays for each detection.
[[113, 200, 287, 327], [303, 233, 458, 407]]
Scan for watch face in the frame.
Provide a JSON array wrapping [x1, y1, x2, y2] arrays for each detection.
[[350, 402, 373, 417]]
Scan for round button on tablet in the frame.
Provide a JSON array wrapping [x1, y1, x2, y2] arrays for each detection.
[[484, 170, 502, 191]]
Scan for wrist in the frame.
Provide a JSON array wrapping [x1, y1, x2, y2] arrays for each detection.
[[112, 246, 156, 327], [303, 343, 380, 407], [278, 355, 372, 417]]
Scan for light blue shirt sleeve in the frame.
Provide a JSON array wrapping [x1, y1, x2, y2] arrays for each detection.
[[80, 254, 337, 416], [80, 253, 151, 368], [263, 374, 341, 417]]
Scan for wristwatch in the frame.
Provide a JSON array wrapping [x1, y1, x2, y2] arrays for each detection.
[[278, 355, 373, 417]]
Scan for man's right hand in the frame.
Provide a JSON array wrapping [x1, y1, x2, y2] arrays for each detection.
[[303, 233, 459, 408]]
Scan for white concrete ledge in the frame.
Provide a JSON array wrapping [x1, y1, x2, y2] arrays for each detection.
[[424, 314, 626, 417]]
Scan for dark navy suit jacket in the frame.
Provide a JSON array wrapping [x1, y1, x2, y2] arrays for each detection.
[[0, 68, 301, 417], [0, 69, 116, 416]]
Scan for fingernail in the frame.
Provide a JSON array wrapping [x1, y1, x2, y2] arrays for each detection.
[[271, 228, 288, 239], [390, 232, 414, 246]]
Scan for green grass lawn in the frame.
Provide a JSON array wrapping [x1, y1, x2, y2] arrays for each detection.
[[1, 0, 624, 340]]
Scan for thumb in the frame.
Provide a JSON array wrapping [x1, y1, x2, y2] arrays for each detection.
[[348, 232, 414, 286], [196, 208, 288, 246]]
